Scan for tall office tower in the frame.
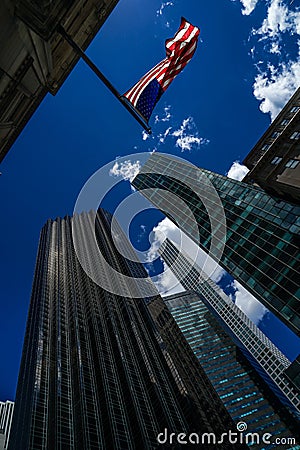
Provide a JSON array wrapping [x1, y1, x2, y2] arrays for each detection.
[[152, 290, 300, 448], [0, 401, 14, 450], [132, 152, 300, 336], [9, 209, 239, 450], [157, 238, 300, 423], [243, 87, 300, 203], [284, 355, 300, 390]]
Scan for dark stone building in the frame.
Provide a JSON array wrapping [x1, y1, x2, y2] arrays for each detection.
[[0, 0, 119, 162], [243, 87, 300, 204]]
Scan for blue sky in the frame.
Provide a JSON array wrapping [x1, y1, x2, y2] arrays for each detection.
[[1, 0, 300, 401]]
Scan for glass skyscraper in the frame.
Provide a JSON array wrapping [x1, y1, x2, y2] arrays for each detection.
[[158, 238, 300, 423], [9, 209, 239, 450], [157, 290, 300, 449], [0, 401, 14, 450], [132, 152, 300, 336]]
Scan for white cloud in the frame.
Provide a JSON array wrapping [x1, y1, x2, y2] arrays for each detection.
[[146, 217, 226, 295], [145, 218, 184, 295], [229, 280, 268, 325], [174, 135, 202, 152], [238, 0, 259, 16], [171, 117, 209, 152], [154, 105, 172, 123], [158, 261, 185, 296], [294, 11, 300, 35], [253, 56, 300, 120], [226, 161, 249, 181], [256, 0, 290, 38], [254, 0, 300, 40], [251, 1, 300, 62], [249, 46, 256, 58], [235, 0, 300, 120], [211, 266, 227, 284], [146, 218, 179, 263], [142, 130, 150, 141], [270, 41, 281, 54], [147, 218, 267, 326], [151, 109, 209, 151], [137, 224, 147, 243], [156, 1, 174, 17], [109, 159, 141, 183], [158, 126, 172, 144]]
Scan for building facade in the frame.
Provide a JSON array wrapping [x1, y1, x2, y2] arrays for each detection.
[[157, 290, 299, 448], [158, 238, 300, 422], [284, 355, 300, 391], [132, 152, 300, 336], [0, 401, 14, 450], [0, 0, 119, 162], [9, 209, 240, 450], [243, 87, 300, 203]]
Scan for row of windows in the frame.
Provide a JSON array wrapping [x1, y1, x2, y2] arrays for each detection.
[[271, 156, 299, 169], [139, 163, 300, 231], [167, 299, 294, 436], [253, 105, 300, 163], [145, 171, 300, 238], [163, 252, 300, 412], [290, 131, 300, 139]]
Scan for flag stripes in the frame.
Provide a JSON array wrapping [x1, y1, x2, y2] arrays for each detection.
[[123, 18, 200, 123]]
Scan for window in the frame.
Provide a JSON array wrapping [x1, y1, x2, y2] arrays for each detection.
[[290, 106, 300, 113], [285, 159, 299, 169], [290, 131, 300, 139], [281, 119, 290, 126], [271, 156, 282, 165], [271, 131, 281, 139], [262, 144, 270, 151]]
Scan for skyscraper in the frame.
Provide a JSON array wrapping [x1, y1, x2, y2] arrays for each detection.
[[243, 87, 300, 203], [9, 209, 239, 450], [284, 355, 300, 390], [132, 152, 300, 336], [0, 400, 14, 450], [158, 238, 300, 423], [151, 290, 300, 447]]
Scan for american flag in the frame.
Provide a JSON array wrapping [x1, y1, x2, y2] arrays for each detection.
[[123, 18, 200, 123]]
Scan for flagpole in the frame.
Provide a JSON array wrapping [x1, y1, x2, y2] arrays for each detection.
[[56, 25, 152, 134]]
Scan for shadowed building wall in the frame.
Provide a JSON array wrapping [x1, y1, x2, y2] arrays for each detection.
[[0, 0, 119, 162], [0, 401, 14, 450], [9, 209, 242, 450], [243, 87, 300, 204]]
